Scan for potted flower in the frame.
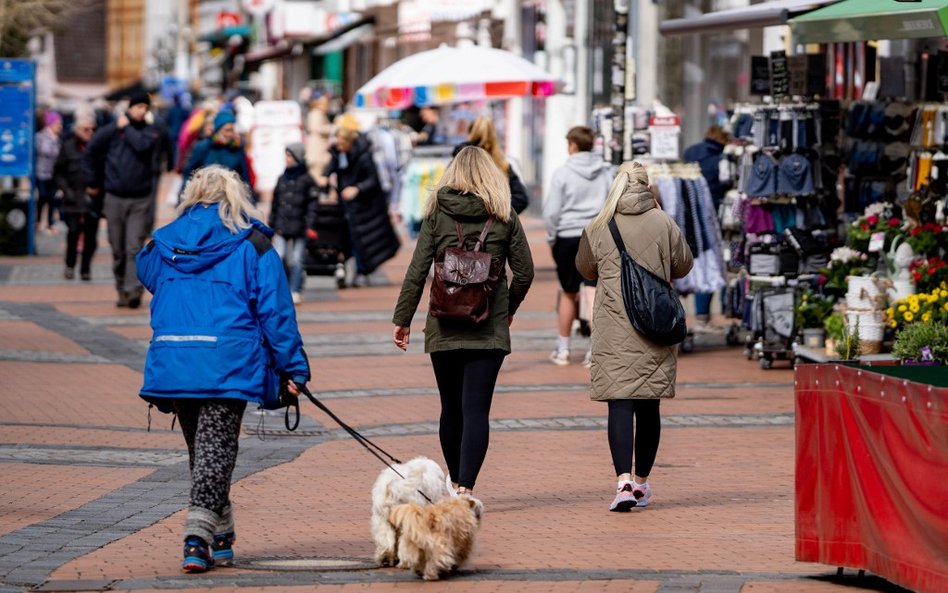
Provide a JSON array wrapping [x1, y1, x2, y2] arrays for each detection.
[[906, 222, 948, 258], [909, 255, 948, 293], [891, 322, 948, 366], [835, 317, 861, 361], [887, 282, 948, 330], [823, 312, 845, 356], [847, 203, 904, 254], [819, 247, 870, 296], [795, 289, 835, 347]]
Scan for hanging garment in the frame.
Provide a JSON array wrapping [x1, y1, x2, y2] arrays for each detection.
[[776, 154, 815, 196], [746, 153, 778, 197]]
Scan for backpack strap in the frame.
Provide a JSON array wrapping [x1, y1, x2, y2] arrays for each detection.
[[452, 218, 494, 251], [246, 228, 272, 256]]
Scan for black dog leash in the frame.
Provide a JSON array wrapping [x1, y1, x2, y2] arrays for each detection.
[[294, 385, 435, 504]]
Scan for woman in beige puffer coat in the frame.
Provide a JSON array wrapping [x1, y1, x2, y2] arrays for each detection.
[[575, 161, 693, 512]]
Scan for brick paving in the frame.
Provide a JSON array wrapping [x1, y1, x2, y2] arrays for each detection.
[[0, 185, 910, 593]]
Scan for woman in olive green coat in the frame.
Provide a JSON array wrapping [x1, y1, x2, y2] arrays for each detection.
[[576, 161, 693, 512], [392, 146, 534, 495]]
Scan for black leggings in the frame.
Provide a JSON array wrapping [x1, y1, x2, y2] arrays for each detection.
[[430, 349, 506, 489], [607, 399, 661, 478], [63, 212, 99, 273]]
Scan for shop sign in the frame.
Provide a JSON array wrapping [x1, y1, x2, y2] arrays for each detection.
[[788, 56, 807, 97], [649, 115, 680, 161], [750, 56, 770, 96], [770, 50, 789, 98], [251, 101, 302, 193], [0, 59, 35, 178]]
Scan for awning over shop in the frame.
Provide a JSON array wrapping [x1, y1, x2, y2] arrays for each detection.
[[790, 0, 948, 43], [660, 0, 840, 36], [313, 23, 374, 56]]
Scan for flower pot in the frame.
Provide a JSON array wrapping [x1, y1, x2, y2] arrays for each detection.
[[802, 328, 825, 348]]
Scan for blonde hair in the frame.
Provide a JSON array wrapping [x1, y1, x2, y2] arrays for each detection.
[[468, 116, 508, 173], [177, 165, 261, 234], [589, 161, 650, 233], [335, 127, 359, 143], [424, 146, 511, 222]]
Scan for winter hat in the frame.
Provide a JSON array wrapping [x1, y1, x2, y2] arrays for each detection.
[[213, 110, 237, 133], [44, 111, 62, 127], [127, 91, 151, 109], [285, 142, 306, 165]]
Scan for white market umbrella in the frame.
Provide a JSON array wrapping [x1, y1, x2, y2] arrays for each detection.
[[354, 44, 562, 109]]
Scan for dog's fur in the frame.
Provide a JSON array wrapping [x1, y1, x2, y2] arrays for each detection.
[[370, 457, 450, 566], [388, 496, 483, 580]]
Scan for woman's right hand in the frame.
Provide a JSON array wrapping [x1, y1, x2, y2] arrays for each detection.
[[393, 325, 410, 351]]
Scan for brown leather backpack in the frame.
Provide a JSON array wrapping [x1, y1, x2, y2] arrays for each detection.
[[429, 219, 500, 324]]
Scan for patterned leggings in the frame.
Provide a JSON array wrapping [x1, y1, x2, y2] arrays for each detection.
[[174, 399, 246, 544]]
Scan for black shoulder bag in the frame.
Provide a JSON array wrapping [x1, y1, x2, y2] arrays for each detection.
[[607, 218, 688, 346]]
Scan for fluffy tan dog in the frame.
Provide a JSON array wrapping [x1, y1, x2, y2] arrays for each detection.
[[387, 495, 483, 580]]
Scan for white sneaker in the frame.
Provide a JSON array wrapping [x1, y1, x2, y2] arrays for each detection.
[[582, 350, 592, 368], [549, 348, 570, 366], [291, 292, 302, 305], [632, 481, 653, 507], [446, 475, 458, 498]]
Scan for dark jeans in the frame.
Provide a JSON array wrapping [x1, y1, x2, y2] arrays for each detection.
[[36, 179, 60, 227], [63, 212, 99, 273], [607, 399, 661, 477], [430, 349, 506, 489]]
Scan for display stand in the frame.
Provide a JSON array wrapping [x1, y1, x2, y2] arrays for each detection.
[[795, 364, 948, 593]]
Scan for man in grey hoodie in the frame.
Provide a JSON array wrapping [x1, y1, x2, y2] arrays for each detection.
[[543, 126, 612, 366]]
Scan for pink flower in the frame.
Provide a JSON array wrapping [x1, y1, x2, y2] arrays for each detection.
[[887, 218, 901, 228], [866, 215, 879, 226]]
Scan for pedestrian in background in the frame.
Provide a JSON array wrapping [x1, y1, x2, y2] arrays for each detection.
[[136, 165, 310, 574], [181, 111, 252, 191], [543, 125, 612, 367], [323, 127, 400, 287], [83, 91, 160, 309], [392, 146, 535, 496], [305, 93, 333, 185], [269, 142, 319, 304], [452, 116, 530, 214], [682, 125, 731, 331], [54, 112, 100, 281], [575, 161, 693, 512], [35, 110, 63, 232]]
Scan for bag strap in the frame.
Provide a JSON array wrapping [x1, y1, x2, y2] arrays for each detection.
[[453, 218, 495, 252], [608, 218, 628, 256]]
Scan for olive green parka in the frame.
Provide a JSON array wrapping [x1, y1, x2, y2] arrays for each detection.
[[392, 187, 535, 353]]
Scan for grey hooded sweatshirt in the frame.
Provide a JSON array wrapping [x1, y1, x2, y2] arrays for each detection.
[[542, 151, 612, 243]]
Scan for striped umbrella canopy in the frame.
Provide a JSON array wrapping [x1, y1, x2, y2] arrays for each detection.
[[354, 44, 561, 109]]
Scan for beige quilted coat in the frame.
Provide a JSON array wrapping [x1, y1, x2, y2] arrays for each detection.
[[575, 178, 693, 401]]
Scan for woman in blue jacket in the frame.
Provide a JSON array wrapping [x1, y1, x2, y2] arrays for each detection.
[[137, 165, 310, 573], [181, 111, 253, 193]]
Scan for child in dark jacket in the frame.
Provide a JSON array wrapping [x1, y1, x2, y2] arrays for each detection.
[[269, 142, 318, 303]]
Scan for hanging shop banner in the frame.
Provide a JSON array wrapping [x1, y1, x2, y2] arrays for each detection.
[[648, 115, 680, 161], [750, 56, 771, 96], [770, 50, 789, 98], [795, 364, 948, 593], [0, 59, 35, 178], [250, 101, 302, 193], [788, 56, 807, 97]]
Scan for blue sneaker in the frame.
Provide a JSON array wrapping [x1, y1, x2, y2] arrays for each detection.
[[211, 532, 236, 565], [182, 536, 213, 573]]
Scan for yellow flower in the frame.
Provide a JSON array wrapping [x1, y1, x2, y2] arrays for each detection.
[[899, 305, 907, 313], [940, 290, 948, 299], [943, 302, 948, 312], [908, 295, 919, 304], [904, 312, 914, 321], [922, 312, 932, 322], [910, 303, 920, 313], [890, 320, 897, 328], [886, 307, 894, 318]]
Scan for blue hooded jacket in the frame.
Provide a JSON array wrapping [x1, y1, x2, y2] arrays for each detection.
[[136, 203, 310, 411]]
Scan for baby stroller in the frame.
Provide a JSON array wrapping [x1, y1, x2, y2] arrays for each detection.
[[746, 286, 796, 369], [304, 191, 351, 289]]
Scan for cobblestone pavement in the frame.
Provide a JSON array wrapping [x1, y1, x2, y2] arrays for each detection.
[[0, 185, 909, 593]]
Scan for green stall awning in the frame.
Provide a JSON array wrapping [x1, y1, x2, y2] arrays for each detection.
[[790, 0, 948, 43]]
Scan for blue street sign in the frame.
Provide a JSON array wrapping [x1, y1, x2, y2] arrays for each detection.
[[0, 59, 35, 178]]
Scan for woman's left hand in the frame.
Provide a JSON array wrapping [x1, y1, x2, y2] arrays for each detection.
[[341, 186, 359, 201]]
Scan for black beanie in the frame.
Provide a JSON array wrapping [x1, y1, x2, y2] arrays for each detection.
[[128, 91, 151, 108]]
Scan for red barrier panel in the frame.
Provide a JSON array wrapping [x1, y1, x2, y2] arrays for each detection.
[[795, 364, 948, 593]]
